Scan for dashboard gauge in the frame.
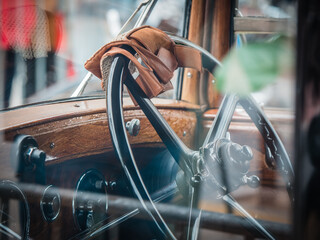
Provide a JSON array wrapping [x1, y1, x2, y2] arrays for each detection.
[[40, 185, 61, 222], [73, 169, 108, 231], [0, 180, 30, 240]]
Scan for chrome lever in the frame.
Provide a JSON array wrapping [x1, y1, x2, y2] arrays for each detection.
[[119, 0, 153, 35], [71, 72, 93, 98]]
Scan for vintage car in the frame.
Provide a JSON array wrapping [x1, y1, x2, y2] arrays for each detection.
[[0, 0, 317, 239]]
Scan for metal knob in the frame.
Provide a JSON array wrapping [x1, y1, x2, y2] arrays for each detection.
[[230, 144, 253, 163], [126, 119, 140, 136], [25, 147, 46, 165], [40, 185, 61, 222], [227, 143, 253, 174]]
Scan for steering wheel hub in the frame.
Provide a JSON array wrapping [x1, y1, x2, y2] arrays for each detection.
[[201, 138, 257, 195]]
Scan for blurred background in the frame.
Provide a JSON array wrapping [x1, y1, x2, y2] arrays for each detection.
[[0, 0, 294, 109], [0, 0, 186, 109]]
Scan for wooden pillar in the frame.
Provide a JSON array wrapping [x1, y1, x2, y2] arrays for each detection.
[[181, 0, 206, 105], [208, 0, 233, 108], [199, 0, 215, 106], [181, 0, 234, 107]]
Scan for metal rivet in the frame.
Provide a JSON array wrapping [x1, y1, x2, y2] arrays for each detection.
[[187, 72, 192, 78], [212, 79, 215, 84], [50, 142, 55, 149], [183, 131, 187, 136], [190, 174, 202, 187]]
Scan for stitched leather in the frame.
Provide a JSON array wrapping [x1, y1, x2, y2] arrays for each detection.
[[84, 25, 203, 100]]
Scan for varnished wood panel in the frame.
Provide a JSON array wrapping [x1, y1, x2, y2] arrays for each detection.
[[208, 0, 233, 108], [181, 0, 206, 104], [0, 98, 200, 238], [0, 98, 199, 167], [234, 17, 290, 34], [0, 98, 200, 132], [210, 0, 233, 61], [199, 0, 215, 106]]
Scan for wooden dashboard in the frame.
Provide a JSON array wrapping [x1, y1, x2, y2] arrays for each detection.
[[0, 97, 293, 239]]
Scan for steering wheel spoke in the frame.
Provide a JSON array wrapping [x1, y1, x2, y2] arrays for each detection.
[[222, 194, 275, 240], [107, 56, 177, 239], [238, 96, 294, 201], [203, 94, 239, 147], [124, 67, 196, 174]]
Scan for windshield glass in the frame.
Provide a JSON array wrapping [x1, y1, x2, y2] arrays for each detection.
[[0, 1, 298, 239], [0, 0, 186, 110]]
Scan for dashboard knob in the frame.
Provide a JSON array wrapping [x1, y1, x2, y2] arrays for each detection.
[[126, 119, 141, 136], [73, 169, 108, 231], [40, 185, 61, 222]]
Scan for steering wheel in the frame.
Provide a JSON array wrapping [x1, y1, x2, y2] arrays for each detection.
[[105, 35, 294, 240]]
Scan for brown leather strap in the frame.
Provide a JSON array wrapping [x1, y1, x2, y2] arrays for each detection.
[[174, 45, 202, 71], [84, 25, 203, 101], [100, 47, 167, 98]]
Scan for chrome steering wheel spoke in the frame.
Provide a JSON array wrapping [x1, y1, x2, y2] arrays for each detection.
[[203, 94, 239, 147]]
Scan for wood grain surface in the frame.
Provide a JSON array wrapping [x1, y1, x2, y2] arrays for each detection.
[[1, 98, 200, 167], [0, 96, 294, 238], [181, 0, 206, 104]]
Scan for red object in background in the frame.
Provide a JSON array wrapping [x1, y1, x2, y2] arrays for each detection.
[[0, 0, 63, 53], [0, 0, 37, 50], [67, 58, 76, 78]]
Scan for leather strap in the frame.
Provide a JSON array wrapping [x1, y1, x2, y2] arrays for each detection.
[[85, 25, 203, 100]]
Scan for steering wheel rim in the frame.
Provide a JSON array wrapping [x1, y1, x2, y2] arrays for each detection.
[[106, 36, 294, 240], [106, 56, 176, 240]]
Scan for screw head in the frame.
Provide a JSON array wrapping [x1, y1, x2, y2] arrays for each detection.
[[247, 175, 260, 188], [190, 174, 202, 187]]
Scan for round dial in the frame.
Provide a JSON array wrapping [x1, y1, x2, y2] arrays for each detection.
[[73, 169, 108, 231], [40, 185, 61, 222]]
